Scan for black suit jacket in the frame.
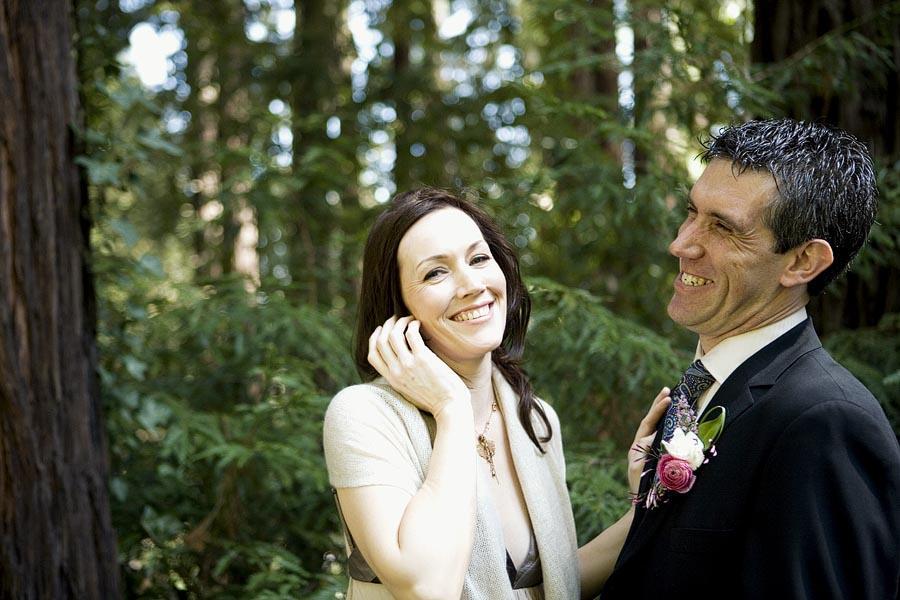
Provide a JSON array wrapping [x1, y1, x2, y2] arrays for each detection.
[[603, 319, 900, 600]]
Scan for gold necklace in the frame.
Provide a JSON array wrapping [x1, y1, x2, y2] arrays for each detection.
[[476, 391, 499, 482]]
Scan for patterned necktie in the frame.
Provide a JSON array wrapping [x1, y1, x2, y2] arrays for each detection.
[[661, 359, 715, 441]]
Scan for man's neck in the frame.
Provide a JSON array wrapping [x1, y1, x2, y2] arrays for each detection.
[[700, 298, 808, 353]]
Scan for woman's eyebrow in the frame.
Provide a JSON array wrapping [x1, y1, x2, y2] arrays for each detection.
[[416, 240, 484, 269]]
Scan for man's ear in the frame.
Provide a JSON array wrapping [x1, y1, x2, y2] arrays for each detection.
[[780, 239, 834, 288]]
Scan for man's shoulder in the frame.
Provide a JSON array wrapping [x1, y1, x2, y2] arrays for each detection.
[[768, 344, 886, 422], [780, 345, 873, 397]]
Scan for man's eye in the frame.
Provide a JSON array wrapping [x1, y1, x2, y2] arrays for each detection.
[[715, 221, 732, 233]]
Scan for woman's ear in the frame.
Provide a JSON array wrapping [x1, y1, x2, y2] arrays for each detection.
[[779, 239, 834, 288]]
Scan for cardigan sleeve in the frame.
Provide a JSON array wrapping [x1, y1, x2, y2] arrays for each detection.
[[323, 384, 422, 495]]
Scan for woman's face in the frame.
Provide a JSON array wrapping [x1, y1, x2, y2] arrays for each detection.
[[397, 207, 507, 364]]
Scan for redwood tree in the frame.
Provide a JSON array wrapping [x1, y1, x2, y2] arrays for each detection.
[[0, 0, 119, 597]]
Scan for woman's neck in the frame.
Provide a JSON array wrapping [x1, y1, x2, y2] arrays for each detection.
[[442, 352, 495, 416]]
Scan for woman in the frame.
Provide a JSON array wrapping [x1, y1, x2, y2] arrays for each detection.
[[323, 188, 668, 599]]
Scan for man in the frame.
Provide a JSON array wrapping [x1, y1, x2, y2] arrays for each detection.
[[602, 119, 900, 599]]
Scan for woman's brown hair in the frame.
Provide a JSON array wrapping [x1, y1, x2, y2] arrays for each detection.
[[354, 187, 551, 450]]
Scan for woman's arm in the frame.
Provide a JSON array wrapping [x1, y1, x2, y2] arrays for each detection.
[[577, 508, 635, 597], [578, 388, 670, 598], [336, 399, 475, 599], [337, 316, 476, 600]]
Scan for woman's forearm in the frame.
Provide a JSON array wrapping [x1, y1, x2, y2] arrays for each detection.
[[393, 400, 478, 597], [577, 507, 635, 599], [337, 398, 477, 600]]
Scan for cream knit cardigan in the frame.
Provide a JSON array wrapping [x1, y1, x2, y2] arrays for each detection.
[[323, 367, 580, 600]]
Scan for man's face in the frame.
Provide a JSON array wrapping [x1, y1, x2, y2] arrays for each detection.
[[667, 159, 796, 350]]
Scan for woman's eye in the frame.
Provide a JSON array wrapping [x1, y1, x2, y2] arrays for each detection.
[[471, 254, 490, 265], [424, 268, 444, 280]]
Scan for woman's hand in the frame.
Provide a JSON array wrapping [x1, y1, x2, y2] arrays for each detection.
[[368, 315, 470, 418], [627, 387, 671, 495]]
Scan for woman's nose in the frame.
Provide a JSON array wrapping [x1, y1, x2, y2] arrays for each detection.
[[456, 267, 486, 297]]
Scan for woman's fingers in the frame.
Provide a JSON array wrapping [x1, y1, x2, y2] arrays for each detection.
[[628, 430, 657, 494], [376, 315, 398, 362], [651, 386, 670, 409], [370, 316, 404, 376], [366, 316, 467, 415], [367, 326, 389, 376], [632, 433, 655, 455], [388, 315, 414, 361], [627, 387, 674, 494], [405, 320, 427, 354]]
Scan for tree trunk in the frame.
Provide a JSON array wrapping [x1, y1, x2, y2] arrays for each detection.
[[292, 0, 345, 305], [0, 1, 119, 597], [752, 0, 900, 333]]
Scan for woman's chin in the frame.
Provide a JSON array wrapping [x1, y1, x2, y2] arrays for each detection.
[[432, 337, 503, 366]]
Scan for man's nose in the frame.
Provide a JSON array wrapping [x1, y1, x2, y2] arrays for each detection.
[[669, 221, 703, 260]]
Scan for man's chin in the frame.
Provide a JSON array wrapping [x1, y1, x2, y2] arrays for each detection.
[[665, 299, 685, 325], [667, 302, 708, 333]]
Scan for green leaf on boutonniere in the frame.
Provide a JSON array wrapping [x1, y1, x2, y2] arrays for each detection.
[[698, 406, 726, 450]]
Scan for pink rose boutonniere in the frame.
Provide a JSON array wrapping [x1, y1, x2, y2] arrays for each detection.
[[656, 454, 696, 493], [635, 399, 726, 509]]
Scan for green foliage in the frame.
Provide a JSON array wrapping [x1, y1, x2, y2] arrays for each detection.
[[96, 235, 355, 595], [823, 314, 900, 437], [566, 442, 634, 547], [858, 157, 900, 279], [528, 277, 689, 447]]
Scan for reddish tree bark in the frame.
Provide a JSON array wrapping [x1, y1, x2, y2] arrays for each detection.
[[0, 0, 119, 597]]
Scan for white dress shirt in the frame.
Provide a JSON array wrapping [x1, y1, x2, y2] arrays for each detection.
[[694, 308, 808, 415]]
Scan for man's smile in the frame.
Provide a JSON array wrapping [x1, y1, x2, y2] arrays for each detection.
[[679, 272, 714, 287]]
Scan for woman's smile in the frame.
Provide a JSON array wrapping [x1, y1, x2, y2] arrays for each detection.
[[450, 300, 495, 323]]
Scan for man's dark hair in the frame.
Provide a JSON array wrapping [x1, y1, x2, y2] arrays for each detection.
[[354, 187, 551, 451], [701, 118, 877, 295]]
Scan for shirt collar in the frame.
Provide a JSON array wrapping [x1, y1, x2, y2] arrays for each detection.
[[694, 308, 808, 385]]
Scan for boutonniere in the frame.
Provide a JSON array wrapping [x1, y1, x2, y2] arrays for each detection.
[[634, 400, 726, 509]]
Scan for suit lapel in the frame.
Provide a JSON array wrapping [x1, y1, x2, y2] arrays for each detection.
[[615, 319, 822, 571]]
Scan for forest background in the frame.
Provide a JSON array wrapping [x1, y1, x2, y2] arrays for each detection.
[[2, 0, 899, 598]]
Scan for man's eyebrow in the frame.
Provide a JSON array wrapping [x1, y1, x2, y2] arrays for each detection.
[[686, 196, 747, 232], [708, 210, 745, 231], [416, 240, 484, 270]]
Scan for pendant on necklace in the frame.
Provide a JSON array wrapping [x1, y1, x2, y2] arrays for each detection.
[[476, 434, 497, 480]]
